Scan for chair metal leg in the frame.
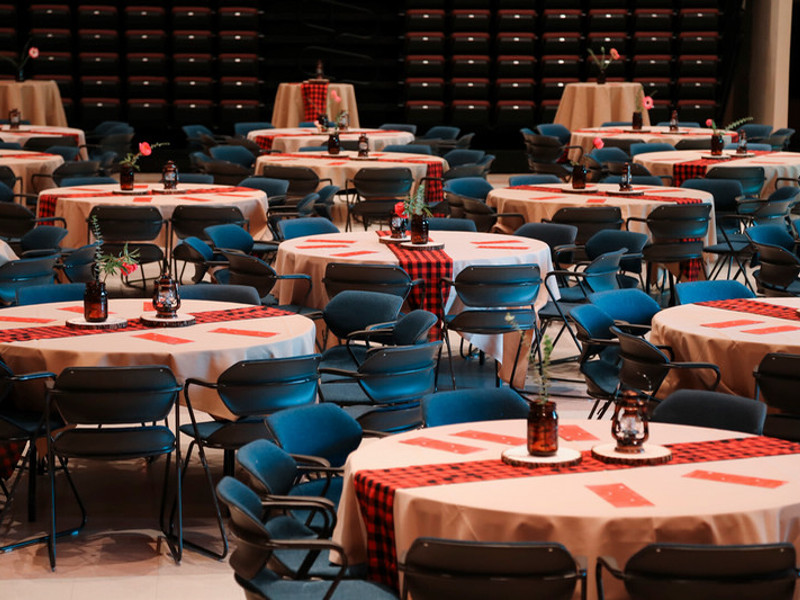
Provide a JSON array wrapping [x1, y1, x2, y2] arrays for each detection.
[[47, 453, 88, 571], [442, 326, 457, 390]]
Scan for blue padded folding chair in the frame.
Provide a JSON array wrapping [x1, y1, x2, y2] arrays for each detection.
[[674, 280, 755, 304], [278, 217, 339, 240], [422, 388, 529, 427], [651, 389, 766, 434]]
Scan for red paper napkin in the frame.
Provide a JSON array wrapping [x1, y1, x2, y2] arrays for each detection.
[[295, 244, 353, 249], [701, 319, 763, 328], [132, 197, 152, 203], [0, 316, 56, 324], [559, 425, 599, 441], [586, 198, 606, 204], [134, 332, 193, 345], [210, 327, 278, 338], [741, 325, 800, 335], [331, 250, 378, 257], [474, 245, 531, 250], [143, 301, 154, 311], [587, 483, 654, 507], [400, 437, 484, 454], [452, 430, 526, 446], [684, 469, 786, 488], [305, 239, 357, 244]]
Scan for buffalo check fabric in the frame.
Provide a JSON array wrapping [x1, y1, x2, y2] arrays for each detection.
[[671, 151, 771, 187], [300, 80, 329, 122], [353, 436, 800, 588], [697, 298, 800, 322], [378, 232, 452, 339]]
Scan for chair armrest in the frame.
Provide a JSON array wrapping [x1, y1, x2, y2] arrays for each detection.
[[318, 366, 359, 378], [596, 555, 623, 578], [669, 361, 721, 389], [775, 176, 799, 189], [611, 320, 651, 335], [362, 429, 392, 438], [184, 377, 218, 390], [35, 216, 67, 227], [624, 216, 647, 230], [9, 371, 56, 382]]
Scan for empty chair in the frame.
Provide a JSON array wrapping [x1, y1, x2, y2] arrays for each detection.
[[535, 123, 572, 145], [382, 144, 434, 155], [597, 543, 798, 600], [706, 165, 766, 199], [738, 123, 773, 142], [651, 389, 766, 434], [443, 176, 494, 218], [259, 165, 331, 200], [238, 176, 290, 207], [348, 167, 414, 230], [428, 217, 477, 232], [422, 388, 529, 427], [203, 223, 277, 261], [754, 352, 800, 442], [15, 282, 84, 306], [277, 217, 339, 240], [629, 142, 676, 156], [544, 206, 623, 247], [675, 280, 755, 304], [322, 263, 422, 301], [208, 145, 256, 169], [746, 225, 800, 296], [588, 289, 661, 331], [169, 205, 247, 249], [0, 256, 58, 305], [508, 174, 562, 186], [178, 284, 261, 305], [380, 123, 417, 134]]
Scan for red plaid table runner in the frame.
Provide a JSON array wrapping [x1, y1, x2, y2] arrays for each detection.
[[378, 232, 451, 339], [353, 435, 800, 587], [300, 80, 329, 123], [253, 131, 320, 152], [0, 304, 293, 478], [671, 151, 771, 187], [38, 185, 251, 219], [697, 298, 800, 322]]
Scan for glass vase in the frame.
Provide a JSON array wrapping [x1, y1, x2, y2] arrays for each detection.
[[119, 164, 135, 191], [84, 280, 108, 323], [527, 401, 558, 456], [16, 68, 24, 82], [710, 133, 725, 156], [327, 131, 341, 155], [409, 213, 429, 245], [596, 71, 606, 85], [571, 164, 587, 189], [631, 111, 643, 131]]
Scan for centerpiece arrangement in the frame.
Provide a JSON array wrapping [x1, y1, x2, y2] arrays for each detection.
[[404, 183, 431, 245], [705, 116, 753, 156], [0, 39, 39, 81], [118, 141, 168, 191], [631, 88, 654, 131], [587, 46, 619, 84]]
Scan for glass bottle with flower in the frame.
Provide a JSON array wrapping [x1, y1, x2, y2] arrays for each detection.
[[118, 141, 168, 191], [587, 46, 619, 84], [570, 137, 605, 189], [526, 335, 557, 456], [632, 88, 654, 131], [0, 39, 39, 82], [705, 116, 753, 156], [85, 215, 140, 322], [405, 183, 431, 245]]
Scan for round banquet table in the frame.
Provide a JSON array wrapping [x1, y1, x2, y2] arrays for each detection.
[[274, 230, 556, 387], [568, 126, 733, 162], [271, 82, 359, 129], [0, 148, 63, 194], [553, 82, 651, 132], [36, 182, 269, 250], [650, 296, 800, 399], [634, 149, 800, 194], [0, 80, 68, 127], [486, 182, 717, 246], [247, 127, 415, 154], [334, 418, 800, 600], [0, 124, 87, 158], [0, 299, 316, 419]]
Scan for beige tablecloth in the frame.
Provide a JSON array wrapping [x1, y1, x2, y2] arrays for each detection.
[[37, 183, 269, 249], [0, 124, 87, 159], [0, 148, 63, 194], [486, 182, 716, 246], [335, 418, 800, 600], [248, 127, 414, 154], [650, 297, 800, 398], [0, 80, 68, 126], [635, 150, 800, 195], [569, 126, 733, 162], [0, 299, 316, 419], [274, 230, 555, 387], [271, 82, 359, 128], [554, 82, 651, 131]]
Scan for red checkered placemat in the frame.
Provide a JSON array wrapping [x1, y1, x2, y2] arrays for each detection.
[[378, 232, 451, 339], [300, 80, 329, 123], [38, 185, 250, 219], [354, 435, 800, 588], [672, 151, 771, 187], [697, 298, 800, 322]]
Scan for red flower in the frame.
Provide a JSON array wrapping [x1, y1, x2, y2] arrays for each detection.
[[28, 47, 39, 59], [331, 89, 341, 103], [609, 48, 619, 60], [120, 262, 138, 276], [394, 202, 407, 217], [593, 137, 604, 150], [138, 142, 152, 156], [706, 118, 714, 128], [643, 96, 654, 110]]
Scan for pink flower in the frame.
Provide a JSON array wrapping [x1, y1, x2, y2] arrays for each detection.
[[394, 202, 407, 217], [28, 46, 39, 59], [609, 48, 619, 60], [706, 118, 714, 128], [138, 142, 152, 156], [643, 96, 654, 110], [593, 137, 604, 150], [331, 89, 341, 103]]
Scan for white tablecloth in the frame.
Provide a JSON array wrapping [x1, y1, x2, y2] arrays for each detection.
[[650, 296, 800, 398], [0, 80, 68, 126], [0, 124, 87, 158], [247, 127, 415, 154], [335, 418, 800, 600], [271, 82, 359, 129], [37, 183, 269, 249], [0, 148, 63, 194], [0, 299, 316, 419], [554, 82, 651, 131]]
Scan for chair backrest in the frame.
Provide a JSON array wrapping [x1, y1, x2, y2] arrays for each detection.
[[213, 354, 321, 418], [588, 146, 631, 165], [422, 388, 529, 427], [88, 205, 165, 242], [674, 137, 712, 150], [204, 223, 254, 253], [428, 217, 477, 232], [235, 439, 299, 497], [352, 167, 414, 199], [50, 160, 101, 186], [589, 288, 661, 326], [547, 206, 623, 245], [724, 142, 773, 152], [584, 229, 648, 272], [444, 177, 494, 201], [611, 325, 672, 394], [441, 148, 485, 166], [59, 176, 118, 187], [50, 365, 180, 425], [508, 174, 563, 186], [754, 352, 800, 414], [0, 202, 38, 240], [0, 256, 57, 291], [234, 121, 273, 137], [202, 160, 256, 186], [19, 225, 68, 253], [706, 165, 766, 198], [462, 196, 500, 232], [259, 165, 320, 197], [645, 203, 711, 242], [209, 144, 256, 168], [738, 123, 773, 140], [278, 217, 339, 240], [171, 205, 247, 241], [46, 145, 81, 161], [178, 172, 214, 184], [522, 133, 565, 162], [402, 537, 584, 600], [238, 176, 290, 205], [178, 284, 261, 305], [266, 403, 362, 468], [651, 389, 766, 434], [379, 123, 418, 134], [629, 142, 675, 156], [535, 123, 571, 144], [580, 249, 626, 293], [680, 178, 744, 214], [382, 144, 434, 155], [514, 222, 578, 262], [16, 282, 85, 306], [419, 125, 460, 140], [356, 341, 442, 407], [322, 290, 404, 339], [674, 280, 755, 304], [452, 264, 541, 308], [59, 243, 97, 283], [218, 250, 276, 297], [25, 135, 77, 151], [618, 543, 797, 600], [323, 263, 417, 300]]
